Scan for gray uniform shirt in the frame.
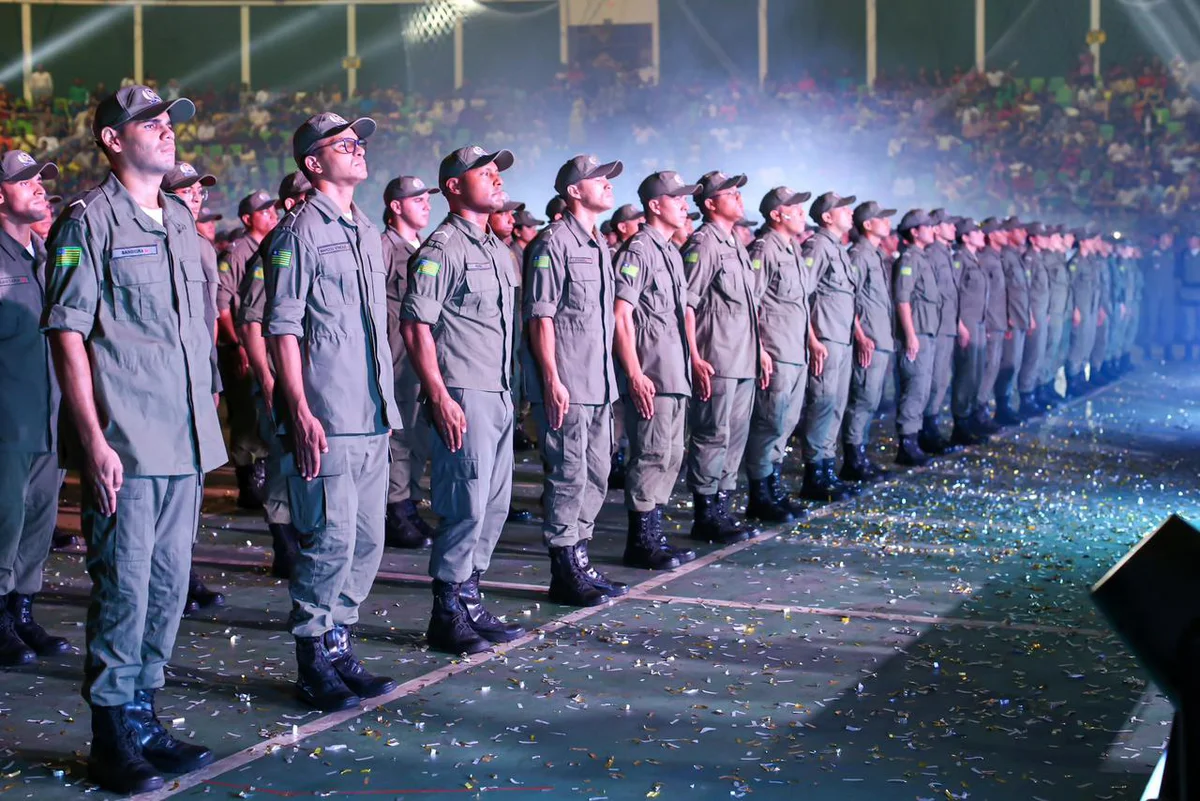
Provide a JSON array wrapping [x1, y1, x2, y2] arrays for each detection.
[[1070, 254, 1100, 316], [1023, 247, 1051, 324], [382, 227, 420, 405], [750, 228, 813, 365], [613, 224, 691, 396], [41, 172, 226, 475], [927, 241, 959, 336], [237, 204, 304, 328], [400, 213, 514, 393], [893, 245, 940, 337], [683, 220, 760, 379], [850, 238, 895, 352], [1002, 245, 1031, 329], [805, 228, 857, 346], [980, 246, 1008, 333], [954, 245, 988, 329], [218, 233, 259, 317], [1045, 250, 1072, 319], [264, 189, 396, 436], [522, 211, 617, 405], [198, 235, 222, 394], [0, 231, 59, 453]]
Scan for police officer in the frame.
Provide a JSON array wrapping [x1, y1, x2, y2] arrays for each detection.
[[1015, 222, 1050, 417], [682, 171, 766, 542], [1141, 228, 1176, 361], [918, 209, 967, 455], [236, 171, 311, 579], [744, 187, 813, 518], [1125, 240, 1145, 372], [974, 219, 1007, 434], [401, 145, 527, 655], [490, 200, 536, 466], [612, 171, 701, 570], [265, 112, 398, 711], [799, 192, 858, 501], [734, 218, 757, 249], [841, 200, 896, 480], [673, 210, 700, 250], [1178, 230, 1200, 360], [1110, 238, 1139, 374], [611, 203, 644, 246], [219, 190, 279, 507], [949, 217, 989, 445], [523, 154, 623, 607], [607, 204, 644, 488], [513, 207, 542, 250], [545, 195, 567, 224], [1037, 225, 1072, 407], [196, 206, 221, 243], [1089, 233, 1114, 384], [43, 85, 223, 794], [1066, 228, 1103, 396], [0, 150, 67, 666], [893, 209, 941, 466], [995, 219, 1032, 425], [381, 175, 439, 548]]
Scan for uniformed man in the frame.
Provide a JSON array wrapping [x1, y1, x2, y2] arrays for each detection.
[[1066, 228, 1104, 395], [1111, 239, 1139, 374], [995, 219, 1032, 426], [975, 219, 1007, 433], [892, 209, 941, 465], [219, 190, 279, 507], [161, 160, 226, 616], [949, 217, 989, 445], [734, 217, 757, 249], [235, 171, 311, 579], [513, 207, 542, 250], [1124, 240, 1145, 372], [612, 171, 701, 570], [601, 219, 618, 251], [1089, 233, 1114, 384], [508, 206, 540, 454], [401, 145, 527, 655], [682, 171, 767, 542], [195, 206, 221, 242], [1141, 229, 1176, 360], [611, 203, 644, 246], [1178, 231, 1200, 360], [1054, 227, 1080, 382], [43, 85, 223, 794], [840, 200, 896, 479], [672, 210, 700, 249], [545, 195, 567, 224], [0, 150, 68, 667], [918, 209, 967, 455], [744, 187, 814, 517], [1015, 222, 1051, 417], [265, 112, 398, 711], [798, 192, 859, 500], [607, 202, 644, 489], [30, 193, 60, 241], [1037, 225, 1072, 408], [381, 175, 439, 548]]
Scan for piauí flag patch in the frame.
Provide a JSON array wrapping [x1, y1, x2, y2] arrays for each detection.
[[252, 264, 265, 280], [619, 263, 638, 277], [751, 259, 762, 271], [218, 261, 231, 273], [804, 257, 814, 267], [416, 259, 440, 277], [534, 254, 551, 270], [900, 266, 913, 276], [55, 247, 82, 269], [685, 252, 699, 264], [271, 250, 293, 268]]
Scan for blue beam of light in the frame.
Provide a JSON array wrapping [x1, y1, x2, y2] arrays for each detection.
[[0, 4, 131, 86]]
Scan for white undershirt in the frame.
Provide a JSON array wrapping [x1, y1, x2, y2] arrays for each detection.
[[141, 205, 163, 225], [24, 241, 34, 257]]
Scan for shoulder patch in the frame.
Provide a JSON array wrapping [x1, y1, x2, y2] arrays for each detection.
[[415, 258, 440, 277], [619, 263, 639, 277], [55, 246, 82, 269], [900, 266, 913, 276], [804, 256, 815, 268], [751, 258, 762, 271], [685, 252, 700, 264], [534, 253, 551, 270], [252, 264, 265, 280], [271, 250, 293, 268], [953, 261, 961, 270], [218, 260, 231, 273]]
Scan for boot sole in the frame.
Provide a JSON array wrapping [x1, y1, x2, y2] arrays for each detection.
[[623, 554, 682, 571], [547, 590, 610, 607], [426, 637, 492, 655], [87, 767, 164, 794], [144, 748, 215, 774], [295, 686, 361, 712], [476, 628, 526, 644]]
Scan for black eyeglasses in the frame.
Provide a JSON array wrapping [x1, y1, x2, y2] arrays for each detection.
[[310, 137, 367, 155]]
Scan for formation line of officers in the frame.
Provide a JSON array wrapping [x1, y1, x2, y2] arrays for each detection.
[[0, 86, 1142, 794]]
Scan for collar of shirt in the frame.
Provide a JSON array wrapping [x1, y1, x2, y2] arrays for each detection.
[[641, 222, 675, 252], [0, 226, 39, 265], [308, 188, 365, 230], [562, 210, 604, 250], [100, 171, 181, 236], [815, 228, 844, 249], [762, 228, 795, 253], [701, 219, 735, 245], [445, 212, 493, 246]]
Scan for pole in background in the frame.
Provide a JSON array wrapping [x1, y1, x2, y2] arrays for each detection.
[[758, 0, 767, 89], [866, 0, 877, 89], [240, 5, 251, 90], [20, 2, 33, 105]]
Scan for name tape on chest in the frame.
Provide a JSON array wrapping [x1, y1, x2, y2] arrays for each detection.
[[318, 242, 352, 256], [0, 275, 31, 288], [112, 244, 159, 260]]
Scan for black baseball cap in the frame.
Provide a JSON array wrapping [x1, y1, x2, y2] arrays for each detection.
[[0, 150, 58, 183], [696, 171, 747, 203], [278, 171, 312, 203], [197, 207, 223, 223], [545, 196, 567, 220], [293, 112, 376, 164], [980, 217, 1004, 235], [1002, 216, 1024, 231], [687, 211, 701, 222], [898, 209, 934, 232], [439, 145, 514, 189], [637, 170, 700, 204], [759, 186, 812, 218], [1025, 222, 1048, 236], [498, 200, 524, 214], [514, 208, 544, 228], [162, 161, 215, 192], [954, 217, 980, 237], [809, 192, 856, 224], [238, 190, 275, 218], [852, 200, 896, 228], [735, 218, 758, 228], [929, 208, 953, 225], [92, 85, 195, 140], [385, 175, 440, 204], [554, 154, 623, 197], [600, 220, 613, 236], [611, 203, 644, 225]]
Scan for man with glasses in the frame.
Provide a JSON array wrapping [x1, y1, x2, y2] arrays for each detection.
[[265, 113, 397, 712]]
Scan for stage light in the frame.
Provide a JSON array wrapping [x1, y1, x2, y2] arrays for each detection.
[[403, 0, 484, 45]]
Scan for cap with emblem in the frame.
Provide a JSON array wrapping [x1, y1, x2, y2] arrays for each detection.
[[980, 217, 1003, 235], [0, 150, 58, 183], [808, 192, 856, 224], [687, 211, 701, 222], [554, 154, 623, 197], [695, 171, 747, 204], [162, 161, 215, 192], [954, 217, 980, 237], [278, 171, 312, 203], [897, 209, 934, 232], [929, 208, 952, 226], [1025, 222, 1047, 237], [292, 112, 376, 164], [637, 170, 701, 204], [759, 186, 812, 218], [439, 144, 515, 188], [197, 207, 223, 223], [385, 175, 440, 204], [545, 196, 567, 220], [238, 190, 276, 218], [611, 204, 644, 225], [1002, 216, 1024, 231], [852, 200, 896, 228], [514, 208, 544, 228], [93, 85, 195, 140], [600, 220, 613, 236]]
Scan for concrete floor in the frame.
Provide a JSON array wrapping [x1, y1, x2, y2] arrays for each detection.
[[3, 363, 1197, 800]]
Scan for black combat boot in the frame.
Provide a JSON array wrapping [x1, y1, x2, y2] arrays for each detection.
[[973, 405, 1000, 434], [427, 580, 491, 655], [800, 461, 847, 503], [768, 463, 808, 517], [575, 540, 628, 596], [9, 593, 69, 656], [323, 625, 398, 698], [919, 415, 961, 455], [128, 689, 214, 773], [548, 546, 610, 607], [0, 599, 35, 666], [1066, 371, 1088, 398], [825, 459, 862, 496], [235, 464, 264, 510], [690, 493, 750, 544], [183, 570, 225, 617], [993, 400, 1022, 427], [385, 500, 431, 549], [624, 510, 681, 571], [1119, 353, 1133, 374], [951, 417, 983, 447], [608, 449, 627, 490], [294, 635, 361, 711], [896, 434, 930, 467], [745, 477, 794, 523], [512, 426, 536, 451], [87, 703, 164, 793], [270, 523, 300, 579], [1018, 392, 1043, 420], [458, 571, 526, 643], [839, 443, 872, 482], [716, 492, 761, 538], [653, 506, 697, 564]]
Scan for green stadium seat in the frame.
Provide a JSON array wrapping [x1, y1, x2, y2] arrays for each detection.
[[229, 144, 243, 157], [1079, 168, 1092, 184], [1048, 76, 1067, 91], [1014, 77, 1026, 90], [1168, 120, 1185, 135], [1098, 124, 1115, 140], [1029, 77, 1046, 93], [209, 144, 224, 158]]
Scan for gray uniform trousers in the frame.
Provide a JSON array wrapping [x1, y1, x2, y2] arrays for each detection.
[[746, 360, 808, 480], [1090, 319, 1109, 370], [897, 334, 937, 435], [1040, 316, 1067, 386], [802, 340, 853, 462], [533, 402, 613, 549], [997, 329, 1026, 406], [255, 394, 291, 526], [951, 326, 986, 419], [429, 389, 513, 584], [82, 475, 203, 707], [0, 452, 64, 596], [624, 394, 687, 513], [687, 376, 755, 495], [843, 350, 893, 447], [287, 434, 388, 638], [977, 332, 1005, 408], [1067, 316, 1097, 375], [1018, 322, 1047, 394], [923, 334, 957, 416], [218, 346, 268, 467], [387, 399, 432, 504]]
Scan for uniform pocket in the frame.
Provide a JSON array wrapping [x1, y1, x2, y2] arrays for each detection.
[[284, 450, 351, 533], [565, 257, 599, 311], [462, 267, 500, 319], [431, 455, 479, 522], [109, 255, 165, 322], [180, 258, 208, 318], [315, 267, 359, 307]]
